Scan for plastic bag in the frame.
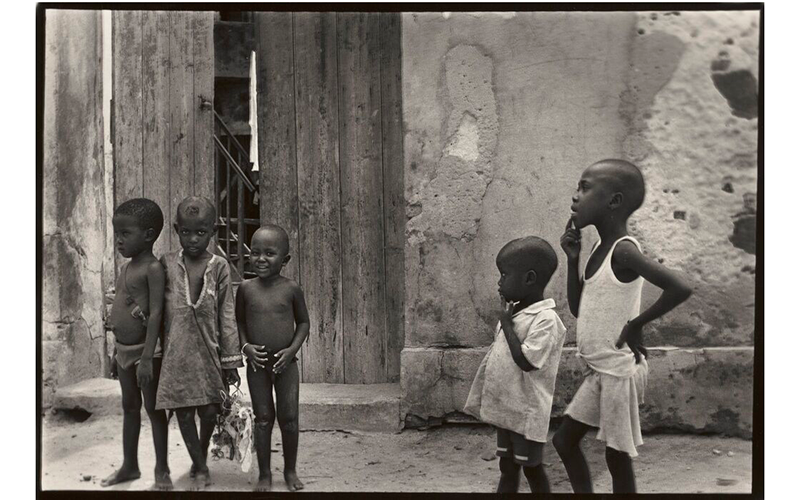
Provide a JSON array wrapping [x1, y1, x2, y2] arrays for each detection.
[[210, 383, 256, 472]]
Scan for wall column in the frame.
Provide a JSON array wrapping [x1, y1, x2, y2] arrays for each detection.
[[43, 10, 107, 406]]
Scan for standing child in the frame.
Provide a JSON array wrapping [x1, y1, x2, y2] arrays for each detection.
[[464, 236, 566, 493], [554, 159, 693, 493], [101, 198, 172, 490], [155, 196, 243, 490], [236, 225, 310, 492]]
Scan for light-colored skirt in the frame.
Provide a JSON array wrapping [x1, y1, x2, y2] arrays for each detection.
[[565, 359, 648, 457]]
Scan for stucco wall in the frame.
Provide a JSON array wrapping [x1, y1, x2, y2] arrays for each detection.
[[43, 10, 109, 407], [401, 11, 758, 435]]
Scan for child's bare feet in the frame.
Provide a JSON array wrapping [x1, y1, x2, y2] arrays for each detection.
[[189, 463, 198, 478], [254, 473, 272, 492], [100, 466, 141, 487], [284, 470, 304, 491], [190, 468, 211, 490], [152, 469, 173, 491]]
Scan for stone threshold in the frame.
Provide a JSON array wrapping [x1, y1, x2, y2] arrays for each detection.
[[50, 378, 401, 433]]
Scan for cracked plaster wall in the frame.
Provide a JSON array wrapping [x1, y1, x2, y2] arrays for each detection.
[[43, 10, 109, 407], [401, 11, 758, 430]]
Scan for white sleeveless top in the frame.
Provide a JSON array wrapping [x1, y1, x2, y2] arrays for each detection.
[[576, 236, 644, 378]]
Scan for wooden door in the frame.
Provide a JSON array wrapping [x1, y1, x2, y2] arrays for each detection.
[[255, 12, 404, 384], [112, 11, 215, 258]]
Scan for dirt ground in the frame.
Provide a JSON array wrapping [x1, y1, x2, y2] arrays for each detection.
[[41, 411, 752, 493]]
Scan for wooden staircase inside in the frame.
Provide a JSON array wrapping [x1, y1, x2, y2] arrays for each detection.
[[214, 110, 259, 283], [213, 11, 259, 284]]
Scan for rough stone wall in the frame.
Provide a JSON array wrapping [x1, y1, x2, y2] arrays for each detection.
[[623, 11, 759, 347], [401, 11, 758, 435], [43, 10, 109, 407]]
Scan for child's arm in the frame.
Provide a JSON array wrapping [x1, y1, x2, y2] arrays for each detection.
[[499, 299, 536, 372], [613, 241, 693, 362], [273, 285, 311, 374], [217, 263, 244, 384], [136, 260, 166, 388], [560, 218, 583, 317]]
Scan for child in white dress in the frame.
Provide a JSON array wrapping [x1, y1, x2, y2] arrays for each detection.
[[555, 159, 692, 493]]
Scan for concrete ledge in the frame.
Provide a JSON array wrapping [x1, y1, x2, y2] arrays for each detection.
[[299, 383, 401, 433], [51, 378, 401, 433], [51, 377, 122, 417], [401, 346, 753, 438]]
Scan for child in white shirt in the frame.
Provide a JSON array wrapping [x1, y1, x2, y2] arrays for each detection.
[[464, 236, 566, 493]]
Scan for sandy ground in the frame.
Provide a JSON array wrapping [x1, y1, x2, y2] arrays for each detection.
[[41, 411, 752, 493]]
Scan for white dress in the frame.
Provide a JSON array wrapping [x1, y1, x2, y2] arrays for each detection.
[[565, 236, 649, 456]]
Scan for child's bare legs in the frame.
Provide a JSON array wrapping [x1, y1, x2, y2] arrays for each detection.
[[247, 363, 276, 491], [497, 458, 550, 493], [496, 457, 521, 493], [175, 404, 217, 489], [605, 446, 636, 493], [553, 416, 593, 493], [523, 464, 550, 493], [274, 362, 303, 491], [101, 365, 143, 486], [141, 359, 172, 490], [198, 404, 218, 464]]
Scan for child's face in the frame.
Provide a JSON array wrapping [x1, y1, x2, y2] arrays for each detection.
[[496, 256, 533, 303], [570, 164, 614, 229], [249, 230, 290, 280], [174, 215, 214, 258], [112, 214, 151, 258]]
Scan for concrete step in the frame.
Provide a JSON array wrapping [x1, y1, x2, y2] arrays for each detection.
[[50, 375, 401, 433]]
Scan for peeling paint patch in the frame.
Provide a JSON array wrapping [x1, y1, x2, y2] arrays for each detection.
[[729, 192, 757, 254], [445, 112, 479, 161], [407, 44, 499, 242], [711, 48, 758, 120]]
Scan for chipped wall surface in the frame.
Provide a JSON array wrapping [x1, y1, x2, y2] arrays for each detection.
[[404, 12, 639, 348], [624, 11, 759, 347], [401, 11, 758, 430], [43, 10, 108, 407]]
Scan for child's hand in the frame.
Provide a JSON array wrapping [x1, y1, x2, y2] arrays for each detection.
[[243, 343, 270, 370], [273, 348, 295, 374], [499, 295, 515, 325], [224, 368, 241, 387], [136, 358, 154, 387], [560, 217, 582, 260], [615, 321, 648, 364], [110, 356, 118, 380]]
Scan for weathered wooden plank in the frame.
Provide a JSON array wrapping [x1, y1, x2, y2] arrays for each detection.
[[254, 12, 301, 379], [142, 11, 171, 258], [338, 12, 387, 384], [294, 12, 344, 383], [193, 12, 215, 206], [112, 11, 143, 206], [168, 11, 194, 250], [254, 13, 300, 277], [380, 13, 404, 383]]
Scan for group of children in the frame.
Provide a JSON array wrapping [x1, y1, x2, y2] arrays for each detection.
[[102, 158, 692, 493], [103, 196, 307, 491], [464, 159, 693, 493]]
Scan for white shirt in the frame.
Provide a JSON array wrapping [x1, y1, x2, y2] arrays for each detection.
[[577, 237, 644, 378], [463, 298, 567, 442]]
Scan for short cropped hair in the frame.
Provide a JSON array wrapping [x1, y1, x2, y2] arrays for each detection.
[[594, 159, 646, 213], [115, 198, 164, 238], [176, 196, 217, 225], [253, 224, 290, 253], [498, 236, 559, 288]]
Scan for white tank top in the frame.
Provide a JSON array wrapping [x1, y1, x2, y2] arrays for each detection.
[[576, 236, 644, 378]]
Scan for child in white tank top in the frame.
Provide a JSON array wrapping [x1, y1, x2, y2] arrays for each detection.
[[553, 160, 693, 494]]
